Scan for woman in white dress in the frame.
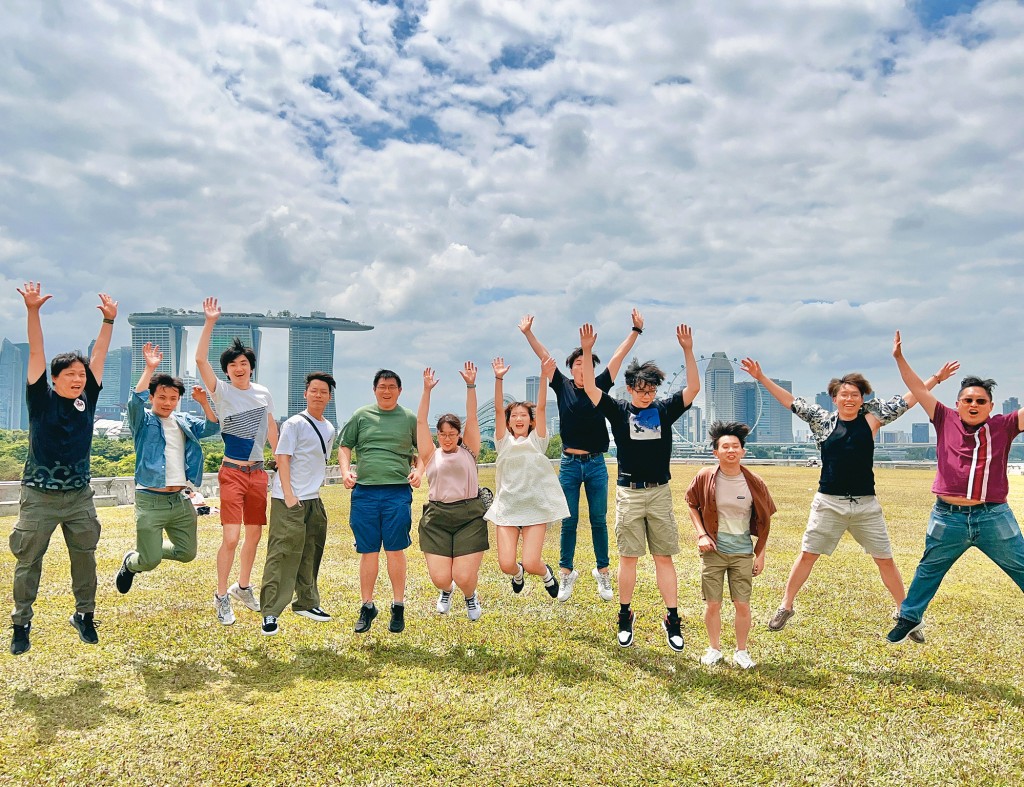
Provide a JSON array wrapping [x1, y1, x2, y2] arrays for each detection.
[[485, 356, 569, 597]]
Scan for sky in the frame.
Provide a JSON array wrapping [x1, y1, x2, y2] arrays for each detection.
[[1, 0, 1022, 426]]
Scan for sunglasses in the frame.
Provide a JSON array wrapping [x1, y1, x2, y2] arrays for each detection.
[[958, 397, 990, 405]]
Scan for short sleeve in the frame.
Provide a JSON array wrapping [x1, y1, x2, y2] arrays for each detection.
[[530, 431, 550, 454], [275, 420, 299, 457], [339, 414, 360, 448], [864, 394, 909, 426], [25, 374, 49, 415], [596, 368, 614, 393], [85, 365, 101, 398]]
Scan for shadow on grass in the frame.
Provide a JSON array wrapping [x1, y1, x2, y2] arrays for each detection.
[[137, 659, 222, 703], [13, 680, 131, 744]]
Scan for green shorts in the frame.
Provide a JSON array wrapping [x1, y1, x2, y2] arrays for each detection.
[[418, 498, 490, 558], [700, 551, 754, 603], [614, 484, 679, 557]]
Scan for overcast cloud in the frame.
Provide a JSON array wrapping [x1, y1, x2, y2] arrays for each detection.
[[1, 0, 1022, 425]]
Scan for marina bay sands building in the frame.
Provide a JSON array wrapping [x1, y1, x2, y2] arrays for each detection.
[[128, 308, 373, 423]]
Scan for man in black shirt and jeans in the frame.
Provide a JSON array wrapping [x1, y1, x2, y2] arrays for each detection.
[[580, 321, 699, 650], [9, 282, 118, 655]]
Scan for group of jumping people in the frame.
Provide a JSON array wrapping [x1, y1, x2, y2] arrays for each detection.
[[8, 284, 1024, 666]]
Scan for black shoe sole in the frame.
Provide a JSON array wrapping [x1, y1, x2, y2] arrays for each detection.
[[543, 564, 559, 598], [389, 609, 405, 633], [887, 621, 924, 644]]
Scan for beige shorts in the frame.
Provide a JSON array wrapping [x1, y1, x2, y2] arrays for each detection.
[[614, 484, 679, 557], [700, 551, 754, 603], [802, 493, 892, 558]]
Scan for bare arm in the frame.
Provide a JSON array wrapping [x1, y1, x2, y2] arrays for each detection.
[[339, 445, 356, 489], [17, 282, 51, 383], [897, 330, 960, 409], [492, 357, 510, 441], [579, 323, 602, 406], [276, 453, 298, 508], [677, 324, 700, 406], [191, 386, 218, 423], [740, 358, 794, 410], [134, 342, 161, 393], [460, 362, 481, 455], [687, 503, 716, 553], [266, 414, 279, 454], [518, 315, 552, 362], [891, 330, 939, 420], [89, 293, 118, 385], [194, 297, 221, 393], [535, 357, 555, 438], [605, 309, 644, 380], [416, 368, 439, 467]]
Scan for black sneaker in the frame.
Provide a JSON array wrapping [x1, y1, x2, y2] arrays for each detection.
[[389, 603, 405, 634], [511, 562, 525, 594], [617, 609, 635, 648], [662, 615, 684, 652], [10, 623, 30, 655], [261, 615, 279, 636], [543, 564, 559, 599], [893, 609, 925, 644], [887, 616, 924, 644], [354, 603, 378, 634], [115, 551, 136, 594], [69, 612, 99, 645]]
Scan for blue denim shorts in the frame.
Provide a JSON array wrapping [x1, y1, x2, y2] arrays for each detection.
[[350, 483, 413, 553]]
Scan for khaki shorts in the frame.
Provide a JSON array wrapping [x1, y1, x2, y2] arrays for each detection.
[[700, 551, 754, 603], [614, 484, 679, 557], [802, 493, 892, 558], [419, 498, 490, 558]]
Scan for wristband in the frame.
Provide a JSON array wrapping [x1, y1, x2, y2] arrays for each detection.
[[103, 318, 115, 325], [466, 384, 476, 389], [631, 326, 642, 334]]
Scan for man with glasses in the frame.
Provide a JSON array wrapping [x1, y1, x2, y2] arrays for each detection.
[[888, 332, 1024, 643], [339, 370, 422, 635]]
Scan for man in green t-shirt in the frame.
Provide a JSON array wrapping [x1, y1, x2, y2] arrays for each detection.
[[339, 369, 422, 635]]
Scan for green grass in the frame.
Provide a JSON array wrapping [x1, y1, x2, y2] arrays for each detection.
[[2, 466, 1024, 786]]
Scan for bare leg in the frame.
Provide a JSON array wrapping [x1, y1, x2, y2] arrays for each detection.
[[781, 551, 821, 609], [385, 549, 407, 603], [237, 523, 263, 588], [452, 552, 485, 597], [734, 601, 752, 650], [704, 600, 722, 650], [520, 524, 548, 576], [495, 527, 522, 575], [874, 556, 906, 606], [618, 556, 639, 605], [217, 524, 241, 596], [359, 552, 379, 603], [652, 554, 678, 608], [424, 553, 454, 591]]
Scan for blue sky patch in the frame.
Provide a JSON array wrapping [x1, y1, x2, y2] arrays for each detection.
[[491, 43, 556, 73]]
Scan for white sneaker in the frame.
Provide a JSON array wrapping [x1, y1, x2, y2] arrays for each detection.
[[466, 592, 483, 621], [592, 568, 614, 601], [437, 582, 456, 614], [700, 647, 723, 666], [733, 650, 757, 670], [556, 569, 579, 602], [228, 582, 260, 612], [214, 593, 235, 625]]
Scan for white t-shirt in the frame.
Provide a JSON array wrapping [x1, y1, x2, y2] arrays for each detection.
[[270, 410, 336, 500], [211, 382, 275, 462], [159, 416, 187, 486]]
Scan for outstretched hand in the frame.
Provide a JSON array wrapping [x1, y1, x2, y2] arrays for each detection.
[[492, 357, 510, 380], [579, 322, 597, 350], [423, 367, 440, 391], [676, 323, 693, 350], [17, 281, 52, 311], [203, 297, 221, 321], [935, 360, 961, 383], [518, 315, 534, 334], [740, 357, 763, 381], [631, 308, 644, 331], [459, 361, 478, 386], [142, 342, 163, 369], [541, 356, 556, 381], [97, 293, 118, 321], [191, 386, 209, 403], [892, 330, 904, 359]]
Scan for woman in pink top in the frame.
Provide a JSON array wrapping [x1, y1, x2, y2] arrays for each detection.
[[416, 363, 489, 621]]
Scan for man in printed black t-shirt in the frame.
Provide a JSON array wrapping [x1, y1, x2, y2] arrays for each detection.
[[580, 321, 700, 651], [519, 310, 644, 603], [9, 282, 118, 656]]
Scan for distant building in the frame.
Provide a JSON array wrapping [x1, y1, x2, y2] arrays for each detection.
[[815, 391, 834, 412], [87, 344, 131, 420], [704, 352, 735, 423], [1004, 397, 1020, 415], [760, 378, 794, 443], [881, 430, 908, 444], [526, 376, 541, 405], [0, 338, 26, 430], [734, 381, 759, 442], [912, 422, 932, 444], [288, 318, 337, 424]]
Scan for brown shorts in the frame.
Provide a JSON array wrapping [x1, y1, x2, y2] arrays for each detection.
[[218, 464, 269, 526], [700, 551, 754, 603]]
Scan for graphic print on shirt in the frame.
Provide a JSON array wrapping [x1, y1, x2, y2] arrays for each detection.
[[629, 408, 662, 440], [222, 406, 265, 460]]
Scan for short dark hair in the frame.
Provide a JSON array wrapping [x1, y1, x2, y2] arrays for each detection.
[[504, 401, 536, 434], [827, 373, 872, 398], [50, 351, 89, 378], [958, 375, 996, 399], [219, 338, 257, 373], [373, 369, 402, 389], [305, 371, 336, 392], [566, 347, 600, 369], [436, 414, 463, 445], [624, 358, 665, 390], [149, 374, 185, 397], [709, 420, 750, 449]]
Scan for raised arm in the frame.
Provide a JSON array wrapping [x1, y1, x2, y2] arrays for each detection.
[[535, 356, 555, 438], [266, 413, 279, 454], [740, 358, 794, 410], [518, 315, 552, 363], [896, 331, 960, 410], [134, 342, 161, 393], [459, 361, 480, 455], [17, 281, 51, 384], [605, 309, 644, 380], [194, 297, 221, 393], [89, 293, 118, 384], [891, 331, 939, 420], [416, 367, 439, 467], [492, 357, 510, 441], [676, 324, 700, 406], [191, 386, 219, 425], [579, 323, 602, 406]]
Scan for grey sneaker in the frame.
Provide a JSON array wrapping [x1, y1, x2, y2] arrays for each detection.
[[228, 582, 260, 612], [466, 592, 483, 621], [556, 569, 579, 602], [593, 568, 614, 601], [214, 593, 235, 625], [768, 606, 795, 632]]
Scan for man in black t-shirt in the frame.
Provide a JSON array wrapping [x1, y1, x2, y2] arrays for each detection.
[[8, 282, 118, 656], [519, 311, 644, 603], [580, 322, 700, 651]]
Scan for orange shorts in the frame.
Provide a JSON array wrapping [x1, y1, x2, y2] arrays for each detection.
[[218, 464, 268, 526]]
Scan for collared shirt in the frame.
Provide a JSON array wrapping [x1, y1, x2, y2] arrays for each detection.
[[128, 390, 219, 489], [932, 403, 1021, 503], [685, 464, 777, 549]]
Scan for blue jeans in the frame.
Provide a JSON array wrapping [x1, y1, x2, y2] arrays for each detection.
[[900, 500, 1024, 623], [558, 454, 609, 571]]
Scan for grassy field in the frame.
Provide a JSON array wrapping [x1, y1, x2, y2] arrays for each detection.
[[2, 465, 1023, 786]]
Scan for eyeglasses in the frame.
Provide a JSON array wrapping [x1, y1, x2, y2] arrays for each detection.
[[375, 384, 400, 392], [632, 387, 659, 396], [959, 397, 990, 405]]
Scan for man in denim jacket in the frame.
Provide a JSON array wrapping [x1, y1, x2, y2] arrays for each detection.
[[116, 342, 219, 595]]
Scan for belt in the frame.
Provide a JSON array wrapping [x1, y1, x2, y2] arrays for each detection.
[[563, 451, 604, 462], [222, 460, 265, 473], [617, 479, 667, 489], [935, 499, 1003, 513]]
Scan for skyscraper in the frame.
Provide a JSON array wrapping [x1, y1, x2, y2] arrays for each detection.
[[130, 321, 187, 383], [288, 321, 336, 423], [0, 339, 25, 430], [1004, 397, 1020, 415], [704, 352, 735, 423], [734, 381, 759, 442], [815, 391, 834, 411], [759, 378, 794, 443], [526, 376, 541, 405], [93, 346, 132, 419], [912, 423, 931, 444]]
